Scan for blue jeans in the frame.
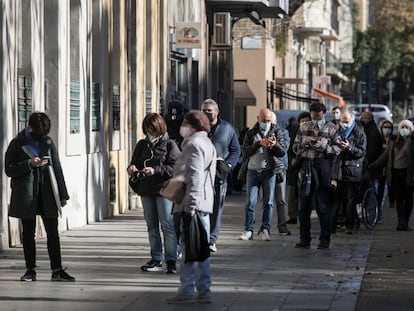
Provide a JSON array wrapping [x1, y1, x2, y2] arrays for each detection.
[[141, 195, 177, 262], [178, 212, 211, 297], [209, 181, 227, 244], [274, 173, 288, 229], [244, 169, 276, 232]]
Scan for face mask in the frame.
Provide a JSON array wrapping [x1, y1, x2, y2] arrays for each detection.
[[204, 112, 214, 123], [382, 128, 392, 136], [399, 128, 410, 137], [334, 113, 340, 121], [259, 122, 270, 132], [340, 122, 351, 130], [311, 119, 324, 127], [179, 126, 192, 138], [147, 134, 160, 144]]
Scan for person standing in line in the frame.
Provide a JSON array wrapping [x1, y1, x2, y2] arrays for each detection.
[[5, 112, 75, 282], [369, 120, 414, 231], [167, 110, 216, 304], [201, 98, 240, 253], [293, 102, 342, 249], [377, 120, 396, 214], [128, 113, 180, 274], [331, 109, 367, 234], [271, 112, 291, 235], [238, 108, 286, 241], [286, 112, 311, 224], [331, 106, 342, 128]]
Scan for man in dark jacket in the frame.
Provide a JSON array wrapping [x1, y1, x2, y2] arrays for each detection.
[[238, 108, 286, 241], [5, 112, 74, 282], [201, 99, 240, 252], [292, 102, 342, 249], [331, 110, 367, 234], [360, 111, 384, 176]]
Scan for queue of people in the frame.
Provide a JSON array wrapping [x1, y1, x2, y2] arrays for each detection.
[[5, 103, 413, 305]]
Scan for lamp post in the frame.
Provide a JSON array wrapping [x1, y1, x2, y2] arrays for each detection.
[[387, 80, 394, 114]]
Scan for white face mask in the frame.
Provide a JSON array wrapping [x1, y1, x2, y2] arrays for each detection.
[[179, 126, 192, 138], [147, 134, 160, 144]]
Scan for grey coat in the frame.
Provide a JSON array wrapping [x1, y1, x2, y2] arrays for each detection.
[[173, 131, 216, 214], [5, 130, 69, 219]]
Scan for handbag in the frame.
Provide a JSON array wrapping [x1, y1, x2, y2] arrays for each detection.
[[159, 178, 186, 204], [47, 165, 62, 217], [182, 212, 210, 263], [215, 158, 232, 182]]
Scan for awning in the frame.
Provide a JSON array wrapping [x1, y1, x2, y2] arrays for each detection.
[[326, 67, 349, 82], [234, 80, 256, 106], [275, 77, 308, 84], [313, 87, 345, 108]]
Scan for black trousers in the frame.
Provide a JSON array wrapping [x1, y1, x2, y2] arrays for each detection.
[[21, 193, 62, 270], [391, 168, 414, 226]]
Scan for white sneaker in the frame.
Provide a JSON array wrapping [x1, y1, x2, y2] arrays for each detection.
[[259, 229, 270, 241], [209, 243, 217, 252], [239, 230, 253, 240]]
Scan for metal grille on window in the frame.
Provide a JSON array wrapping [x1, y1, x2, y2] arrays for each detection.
[[112, 85, 120, 131], [91, 82, 100, 131], [70, 81, 81, 133], [145, 90, 152, 115], [17, 76, 32, 131]]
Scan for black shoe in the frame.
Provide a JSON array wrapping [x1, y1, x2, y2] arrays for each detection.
[[286, 218, 297, 224], [21, 269, 36, 282], [141, 259, 163, 272], [166, 260, 176, 274], [51, 268, 75, 282], [279, 227, 291, 236], [295, 240, 310, 249], [317, 240, 330, 249]]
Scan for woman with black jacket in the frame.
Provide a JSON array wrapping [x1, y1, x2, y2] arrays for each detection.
[[369, 120, 414, 231], [128, 113, 180, 273]]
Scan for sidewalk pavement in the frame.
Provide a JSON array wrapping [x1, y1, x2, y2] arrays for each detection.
[[0, 192, 389, 311], [355, 202, 414, 311]]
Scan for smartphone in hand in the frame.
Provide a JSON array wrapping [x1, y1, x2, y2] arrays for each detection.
[[41, 155, 51, 163]]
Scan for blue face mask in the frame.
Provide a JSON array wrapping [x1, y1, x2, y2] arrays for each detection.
[[311, 119, 324, 127], [259, 122, 270, 132], [382, 128, 392, 136], [399, 128, 410, 137]]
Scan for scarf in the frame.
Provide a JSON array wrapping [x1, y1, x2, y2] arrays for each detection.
[[24, 127, 40, 157], [340, 122, 355, 140]]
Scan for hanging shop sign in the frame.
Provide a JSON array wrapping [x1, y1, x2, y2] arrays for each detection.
[[176, 22, 202, 49]]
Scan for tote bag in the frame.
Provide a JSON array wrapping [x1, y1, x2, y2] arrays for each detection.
[[159, 178, 186, 204]]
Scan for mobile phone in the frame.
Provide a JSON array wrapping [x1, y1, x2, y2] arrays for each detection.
[[42, 155, 51, 161]]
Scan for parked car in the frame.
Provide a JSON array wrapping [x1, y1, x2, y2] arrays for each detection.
[[350, 104, 393, 126]]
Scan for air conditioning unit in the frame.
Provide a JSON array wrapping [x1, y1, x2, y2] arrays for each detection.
[[212, 12, 231, 47]]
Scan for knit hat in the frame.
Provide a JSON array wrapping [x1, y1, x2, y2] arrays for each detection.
[[398, 119, 414, 132], [183, 110, 211, 133]]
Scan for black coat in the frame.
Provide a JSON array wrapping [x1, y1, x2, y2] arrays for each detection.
[[331, 125, 367, 182], [129, 135, 180, 196], [5, 130, 69, 219]]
